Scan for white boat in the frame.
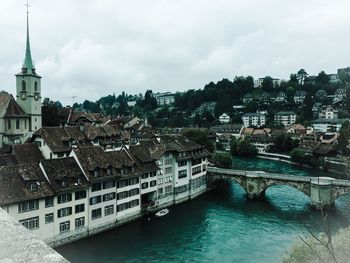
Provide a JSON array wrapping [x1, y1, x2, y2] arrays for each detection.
[[155, 208, 169, 217]]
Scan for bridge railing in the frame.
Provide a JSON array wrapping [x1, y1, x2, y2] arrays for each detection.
[[207, 167, 350, 187]]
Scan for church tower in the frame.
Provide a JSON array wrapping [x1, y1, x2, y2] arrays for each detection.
[[15, 3, 42, 132]]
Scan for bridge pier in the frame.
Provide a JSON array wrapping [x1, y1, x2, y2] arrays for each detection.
[[245, 174, 265, 200], [310, 178, 334, 210]]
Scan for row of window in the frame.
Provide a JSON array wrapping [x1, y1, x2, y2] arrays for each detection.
[[141, 180, 156, 189], [117, 177, 139, 188], [6, 119, 27, 130], [158, 185, 173, 196], [117, 188, 139, 200], [117, 199, 139, 212], [192, 166, 202, 175], [92, 180, 116, 192], [158, 176, 172, 185], [141, 172, 156, 179], [178, 170, 187, 179], [59, 217, 85, 233]]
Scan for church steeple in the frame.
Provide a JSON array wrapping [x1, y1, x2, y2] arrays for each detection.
[[21, 0, 36, 75]]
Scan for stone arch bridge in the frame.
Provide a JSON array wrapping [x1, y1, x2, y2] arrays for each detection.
[[207, 167, 350, 209]]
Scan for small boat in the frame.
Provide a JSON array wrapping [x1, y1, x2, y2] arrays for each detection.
[[155, 208, 169, 217]]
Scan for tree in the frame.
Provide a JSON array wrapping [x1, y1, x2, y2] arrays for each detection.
[[337, 121, 350, 156], [212, 152, 232, 169], [316, 71, 330, 85], [290, 148, 304, 163], [297, 69, 308, 85], [301, 94, 314, 121], [182, 128, 215, 152], [237, 138, 258, 156], [262, 76, 274, 92]]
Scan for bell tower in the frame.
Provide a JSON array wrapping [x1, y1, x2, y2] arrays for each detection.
[[15, 0, 42, 132]]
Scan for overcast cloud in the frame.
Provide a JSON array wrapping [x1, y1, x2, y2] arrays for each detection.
[[1, 0, 350, 105]]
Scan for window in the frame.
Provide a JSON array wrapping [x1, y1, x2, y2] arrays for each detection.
[[178, 161, 187, 167], [129, 199, 139, 208], [7, 119, 11, 129], [150, 172, 156, 177], [117, 179, 129, 188], [157, 159, 163, 165], [165, 158, 172, 165], [21, 80, 26, 91], [165, 185, 172, 193], [129, 177, 139, 185], [92, 208, 102, 220], [75, 204, 85, 214], [117, 191, 128, 200], [45, 197, 54, 208], [104, 205, 114, 216], [90, 196, 102, 205], [59, 221, 70, 233], [178, 170, 187, 179], [57, 193, 72, 204], [150, 180, 156, 187], [141, 182, 148, 189], [75, 217, 85, 229], [165, 167, 172, 174], [103, 180, 115, 189], [117, 203, 129, 212], [34, 81, 38, 91], [103, 192, 116, 202], [164, 176, 172, 183], [129, 188, 139, 197], [27, 181, 38, 191], [158, 188, 163, 195], [58, 207, 72, 218], [18, 200, 39, 213], [75, 191, 86, 200], [24, 119, 27, 129], [45, 213, 54, 224], [192, 166, 201, 175], [158, 178, 163, 185], [141, 173, 148, 179], [106, 168, 112, 176], [16, 119, 20, 129], [92, 183, 102, 192], [20, 216, 39, 230]]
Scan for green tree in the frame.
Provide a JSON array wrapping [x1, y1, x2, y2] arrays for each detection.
[[182, 128, 215, 152], [301, 94, 314, 121], [297, 69, 308, 85], [316, 71, 330, 85], [262, 76, 274, 92], [212, 152, 232, 169]]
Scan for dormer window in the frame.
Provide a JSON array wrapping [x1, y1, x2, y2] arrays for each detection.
[[107, 168, 112, 176], [76, 178, 82, 184], [62, 180, 68, 188], [94, 169, 99, 177], [28, 181, 38, 191]]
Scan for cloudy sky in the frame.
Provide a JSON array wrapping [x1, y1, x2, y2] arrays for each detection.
[[1, 0, 350, 105]]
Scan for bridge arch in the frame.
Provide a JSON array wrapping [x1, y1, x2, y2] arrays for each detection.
[[332, 187, 350, 204], [261, 180, 311, 198]]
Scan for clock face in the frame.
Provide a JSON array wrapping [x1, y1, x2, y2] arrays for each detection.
[[34, 94, 39, 101], [21, 93, 27, 100]]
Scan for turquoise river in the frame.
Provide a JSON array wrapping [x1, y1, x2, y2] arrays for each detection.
[[56, 156, 350, 263]]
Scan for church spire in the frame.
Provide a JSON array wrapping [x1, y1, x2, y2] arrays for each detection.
[[22, 0, 35, 74]]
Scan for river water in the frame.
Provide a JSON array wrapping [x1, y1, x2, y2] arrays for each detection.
[[56, 157, 350, 263]]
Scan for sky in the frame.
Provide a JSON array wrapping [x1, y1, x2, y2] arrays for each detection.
[[0, 0, 350, 106]]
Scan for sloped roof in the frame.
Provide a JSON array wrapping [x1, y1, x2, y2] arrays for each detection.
[[0, 91, 28, 118], [0, 154, 18, 168], [41, 157, 89, 192], [0, 164, 54, 206], [11, 143, 44, 164], [40, 127, 71, 153]]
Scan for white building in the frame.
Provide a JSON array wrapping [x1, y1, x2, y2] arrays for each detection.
[[294, 91, 307, 104], [154, 92, 176, 106], [0, 136, 209, 247], [274, 111, 297, 126], [311, 119, 345, 133], [219, 113, 230, 124], [242, 113, 266, 128], [334, 89, 347, 102], [254, 78, 284, 88], [319, 106, 338, 120]]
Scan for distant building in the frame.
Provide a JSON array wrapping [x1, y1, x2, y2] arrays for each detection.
[[274, 111, 297, 126], [319, 105, 338, 120], [275, 91, 287, 103], [328, 74, 341, 84], [211, 124, 244, 139], [219, 113, 230, 124], [254, 78, 284, 88], [294, 91, 307, 104], [127, 101, 136, 107], [333, 89, 347, 103], [242, 93, 253, 104], [193, 102, 216, 115], [154, 92, 176, 106], [242, 113, 266, 128], [311, 119, 346, 133]]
